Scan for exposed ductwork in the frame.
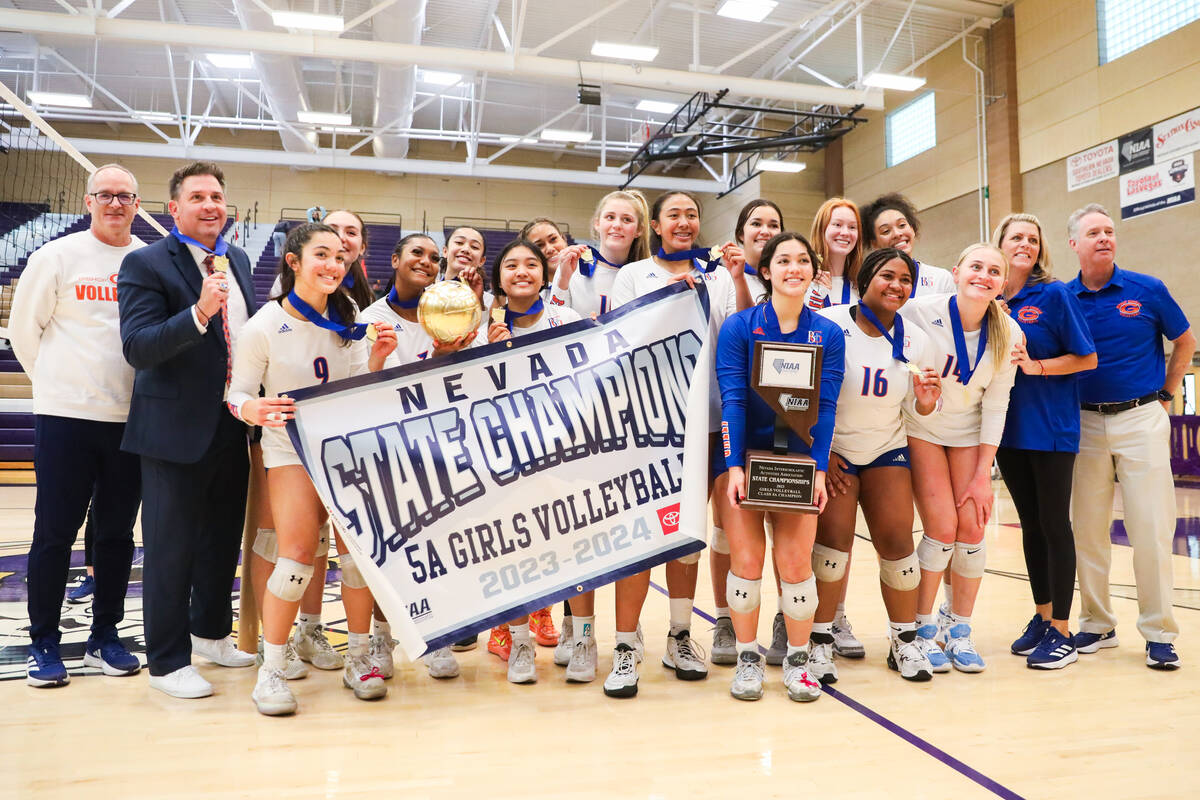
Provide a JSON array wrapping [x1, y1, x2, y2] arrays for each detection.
[[232, 0, 316, 153], [370, 0, 427, 159]]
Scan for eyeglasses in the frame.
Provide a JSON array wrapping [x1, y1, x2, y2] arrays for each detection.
[[89, 192, 138, 206]]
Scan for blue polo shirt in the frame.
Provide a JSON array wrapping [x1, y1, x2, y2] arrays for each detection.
[[1000, 280, 1096, 452], [1067, 265, 1189, 404]]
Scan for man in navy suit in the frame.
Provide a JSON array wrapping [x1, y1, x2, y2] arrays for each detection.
[[118, 162, 257, 698]]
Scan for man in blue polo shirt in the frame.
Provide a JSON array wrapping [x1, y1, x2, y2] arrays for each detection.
[[1067, 203, 1195, 670]]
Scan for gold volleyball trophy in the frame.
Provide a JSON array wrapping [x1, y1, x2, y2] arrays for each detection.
[[418, 281, 483, 343], [740, 341, 822, 514]]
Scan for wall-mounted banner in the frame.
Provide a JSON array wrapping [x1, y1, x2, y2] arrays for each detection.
[[286, 284, 712, 659], [1154, 106, 1200, 163], [1119, 152, 1194, 220], [1118, 126, 1154, 174], [1067, 139, 1118, 191]]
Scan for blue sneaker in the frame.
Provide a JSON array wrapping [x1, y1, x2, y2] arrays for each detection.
[[1011, 614, 1051, 655], [944, 623, 986, 673], [1146, 642, 1181, 671], [1027, 629, 1077, 670], [26, 641, 70, 687], [1075, 629, 1119, 653], [83, 633, 141, 676], [66, 574, 94, 604], [915, 624, 951, 673]]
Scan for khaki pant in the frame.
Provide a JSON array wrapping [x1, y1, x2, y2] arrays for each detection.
[[1071, 403, 1178, 643]]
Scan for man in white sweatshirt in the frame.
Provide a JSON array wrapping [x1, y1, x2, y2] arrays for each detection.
[[10, 163, 146, 687]]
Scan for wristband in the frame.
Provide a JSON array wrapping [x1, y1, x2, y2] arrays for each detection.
[[195, 304, 210, 325]]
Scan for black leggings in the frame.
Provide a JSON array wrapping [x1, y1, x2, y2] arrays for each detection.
[[995, 448, 1077, 620]]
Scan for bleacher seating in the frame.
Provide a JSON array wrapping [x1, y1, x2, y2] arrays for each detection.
[[0, 202, 48, 239], [254, 219, 405, 304]]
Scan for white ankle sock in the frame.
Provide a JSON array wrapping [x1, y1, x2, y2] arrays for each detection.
[[889, 620, 917, 638], [916, 612, 936, 629], [787, 642, 808, 657], [573, 615, 594, 644], [735, 640, 757, 655], [811, 622, 833, 636], [669, 598, 693, 633], [510, 624, 531, 643], [263, 641, 286, 671], [615, 630, 638, 648], [297, 613, 319, 628], [347, 632, 369, 656], [715, 606, 731, 619]]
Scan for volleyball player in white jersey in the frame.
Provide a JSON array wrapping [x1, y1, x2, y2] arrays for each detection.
[[806, 197, 864, 313], [228, 223, 398, 715], [901, 243, 1022, 673], [811, 248, 941, 683], [521, 217, 572, 300], [603, 190, 746, 698], [861, 194, 956, 298], [534, 191, 653, 676], [478, 240, 583, 684], [442, 225, 489, 306], [710, 199, 782, 665]]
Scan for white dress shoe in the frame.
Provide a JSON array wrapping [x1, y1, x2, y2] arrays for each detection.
[[148, 665, 213, 699], [191, 635, 256, 668]]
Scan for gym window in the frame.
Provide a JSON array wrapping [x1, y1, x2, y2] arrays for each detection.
[[1098, 0, 1200, 64], [885, 92, 936, 168]]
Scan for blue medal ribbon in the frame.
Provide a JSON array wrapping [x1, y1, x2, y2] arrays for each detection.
[[856, 302, 908, 363], [909, 260, 922, 297], [840, 275, 852, 305], [948, 295, 988, 385], [387, 285, 420, 310], [579, 246, 625, 278], [656, 246, 720, 274], [171, 226, 228, 258], [504, 297, 544, 333], [743, 263, 758, 277], [286, 290, 369, 340], [342, 266, 356, 289]]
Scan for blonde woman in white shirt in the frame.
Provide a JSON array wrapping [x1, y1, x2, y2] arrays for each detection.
[[901, 243, 1022, 674], [228, 223, 397, 715]]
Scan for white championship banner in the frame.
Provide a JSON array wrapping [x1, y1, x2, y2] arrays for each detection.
[[286, 284, 713, 659]]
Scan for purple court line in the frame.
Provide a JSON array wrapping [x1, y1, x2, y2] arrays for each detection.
[[648, 580, 1026, 800]]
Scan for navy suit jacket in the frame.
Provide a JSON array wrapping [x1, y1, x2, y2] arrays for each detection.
[[118, 234, 257, 463]]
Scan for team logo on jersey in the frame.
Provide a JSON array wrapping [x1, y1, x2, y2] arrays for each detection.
[[549, 296, 565, 306], [278, 323, 292, 333], [932, 318, 944, 327], [753, 327, 765, 335], [656, 503, 681, 535], [807, 331, 822, 344], [1017, 306, 1042, 323], [1117, 299, 1142, 318], [646, 272, 658, 279], [778, 393, 810, 412]]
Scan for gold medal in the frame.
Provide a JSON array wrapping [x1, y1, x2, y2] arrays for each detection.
[[580, 248, 594, 264], [212, 255, 229, 273], [905, 361, 923, 377], [708, 245, 723, 262], [491, 306, 506, 324], [365, 323, 378, 343]]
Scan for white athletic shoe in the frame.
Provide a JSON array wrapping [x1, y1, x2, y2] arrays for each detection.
[[662, 629, 708, 680], [508, 640, 537, 684], [553, 616, 574, 666], [783, 647, 823, 702], [807, 639, 838, 684], [423, 646, 460, 679], [565, 637, 598, 683], [603, 643, 639, 698], [369, 634, 396, 679], [252, 666, 297, 716], [148, 665, 212, 699], [887, 635, 933, 682], [190, 635, 255, 668], [293, 623, 344, 670], [343, 653, 387, 699], [730, 650, 765, 701], [915, 625, 952, 673], [936, 603, 954, 646], [831, 612, 865, 659], [944, 624, 987, 673], [284, 642, 309, 680]]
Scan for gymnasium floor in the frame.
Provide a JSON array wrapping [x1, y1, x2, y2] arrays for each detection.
[[0, 481, 1197, 799]]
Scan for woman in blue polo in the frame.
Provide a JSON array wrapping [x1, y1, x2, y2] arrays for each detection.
[[715, 231, 844, 703], [992, 213, 1097, 669]]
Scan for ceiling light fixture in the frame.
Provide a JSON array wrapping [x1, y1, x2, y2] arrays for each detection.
[[298, 110, 352, 126], [26, 91, 92, 108], [541, 129, 594, 143], [418, 69, 464, 86], [271, 10, 345, 32], [716, 0, 778, 23], [206, 52, 253, 69], [134, 111, 174, 122], [756, 158, 806, 173], [590, 42, 659, 62], [636, 99, 677, 115], [863, 72, 927, 91]]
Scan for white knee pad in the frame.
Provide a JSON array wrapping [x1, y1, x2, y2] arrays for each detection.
[[709, 526, 730, 555], [779, 576, 817, 622], [676, 550, 701, 566], [266, 557, 313, 602], [812, 543, 849, 583], [952, 541, 986, 579], [916, 535, 954, 573], [340, 556, 368, 589], [725, 572, 761, 614], [879, 553, 921, 591], [252, 527, 277, 564]]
